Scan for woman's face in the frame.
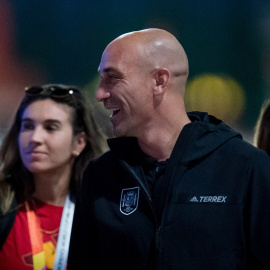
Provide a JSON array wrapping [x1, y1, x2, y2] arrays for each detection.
[[18, 99, 84, 175]]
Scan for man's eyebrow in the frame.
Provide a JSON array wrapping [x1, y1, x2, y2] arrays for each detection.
[[98, 67, 121, 75]]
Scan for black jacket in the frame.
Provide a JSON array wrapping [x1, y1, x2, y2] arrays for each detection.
[[68, 112, 270, 269], [0, 198, 17, 250]]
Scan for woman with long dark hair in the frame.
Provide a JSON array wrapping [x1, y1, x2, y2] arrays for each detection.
[[0, 84, 107, 270]]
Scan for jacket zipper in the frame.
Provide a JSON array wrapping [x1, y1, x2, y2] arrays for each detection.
[[120, 159, 163, 269]]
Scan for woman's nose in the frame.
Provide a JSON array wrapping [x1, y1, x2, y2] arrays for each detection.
[[30, 127, 44, 143]]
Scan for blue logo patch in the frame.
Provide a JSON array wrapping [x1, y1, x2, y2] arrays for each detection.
[[120, 187, 140, 215]]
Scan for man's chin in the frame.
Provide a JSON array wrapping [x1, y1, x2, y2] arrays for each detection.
[[112, 129, 123, 138], [112, 125, 128, 138]]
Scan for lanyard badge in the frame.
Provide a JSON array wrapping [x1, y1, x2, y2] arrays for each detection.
[[25, 194, 75, 270]]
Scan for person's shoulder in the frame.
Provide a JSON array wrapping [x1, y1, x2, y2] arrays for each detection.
[[91, 149, 115, 164], [223, 135, 270, 161], [84, 149, 115, 174]]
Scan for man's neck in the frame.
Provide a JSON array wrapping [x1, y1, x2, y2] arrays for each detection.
[[137, 115, 191, 161], [138, 130, 179, 161]]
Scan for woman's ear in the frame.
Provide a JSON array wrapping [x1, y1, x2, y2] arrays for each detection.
[[72, 132, 87, 157], [153, 68, 170, 96]]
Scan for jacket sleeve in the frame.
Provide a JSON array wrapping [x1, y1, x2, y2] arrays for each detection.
[[67, 162, 101, 269], [245, 149, 270, 269]]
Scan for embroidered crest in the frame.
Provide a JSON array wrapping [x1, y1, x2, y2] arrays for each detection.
[[120, 187, 140, 215]]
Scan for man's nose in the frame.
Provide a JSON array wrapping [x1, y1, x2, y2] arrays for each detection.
[[96, 86, 111, 102]]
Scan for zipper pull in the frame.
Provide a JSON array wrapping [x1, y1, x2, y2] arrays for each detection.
[[155, 227, 161, 251]]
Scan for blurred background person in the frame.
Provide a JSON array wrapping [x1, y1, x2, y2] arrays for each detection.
[[0, 84, 108, 270], [254, 99, 270, 156]]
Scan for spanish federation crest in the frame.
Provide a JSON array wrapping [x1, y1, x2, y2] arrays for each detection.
[[120, 187, 140, 215]]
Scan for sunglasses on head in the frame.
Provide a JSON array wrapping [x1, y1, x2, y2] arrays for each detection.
[[24, 86, 77, 98]]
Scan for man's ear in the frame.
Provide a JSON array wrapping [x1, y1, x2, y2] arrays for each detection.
[[72, 132, 87, 157], [153, 68, 170, 96]]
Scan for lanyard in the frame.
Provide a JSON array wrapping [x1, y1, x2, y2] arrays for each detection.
[[53, 194, 75, 270], [25, 194, 75, 270], [25, 200, 45, 270]]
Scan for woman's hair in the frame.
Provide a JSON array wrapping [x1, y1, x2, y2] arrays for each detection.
[[254, 99, 270, 156], [0, 84, 108, 213]]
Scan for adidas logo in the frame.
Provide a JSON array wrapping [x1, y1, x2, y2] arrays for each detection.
[[190, 196, 199, 202], [189, 196, 227, 203]]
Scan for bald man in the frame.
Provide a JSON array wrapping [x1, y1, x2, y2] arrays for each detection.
[[68, 29, 270, 269]]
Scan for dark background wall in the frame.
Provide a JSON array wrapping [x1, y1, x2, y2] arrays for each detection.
[[1, 0, 269, 141]]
